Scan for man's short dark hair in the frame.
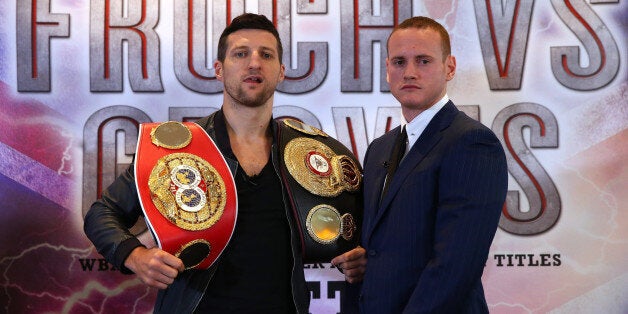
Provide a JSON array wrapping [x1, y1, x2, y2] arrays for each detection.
[[387, 16, 451, 60], [217, 13, 283, 63]]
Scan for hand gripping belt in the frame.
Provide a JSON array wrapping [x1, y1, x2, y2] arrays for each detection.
[[134, 121, 237, 270], [278, 118, 363, 263]]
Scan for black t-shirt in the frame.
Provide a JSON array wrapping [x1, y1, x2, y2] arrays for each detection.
[[196, 161, 295, 313], [196, 117, 295, 313]]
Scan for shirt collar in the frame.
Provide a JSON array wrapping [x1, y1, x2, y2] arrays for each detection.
[[402, 94, 449, 151]]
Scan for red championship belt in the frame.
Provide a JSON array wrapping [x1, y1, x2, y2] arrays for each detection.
[[135, 121, 237, 270]]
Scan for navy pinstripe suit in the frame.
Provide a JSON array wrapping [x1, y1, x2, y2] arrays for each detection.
[[347, 101, 507, 314]]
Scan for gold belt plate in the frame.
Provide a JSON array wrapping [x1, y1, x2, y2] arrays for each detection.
[[150, 121, 192, 149], [306, 205, 357, 244], [284, 137, 361, 197], [148, 152, 226, 231]]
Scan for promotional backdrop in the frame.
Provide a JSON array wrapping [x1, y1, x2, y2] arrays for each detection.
[[1, 1, 626, 313]]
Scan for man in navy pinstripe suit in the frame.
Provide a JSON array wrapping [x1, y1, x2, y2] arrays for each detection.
[[337, 16, 508, 313]]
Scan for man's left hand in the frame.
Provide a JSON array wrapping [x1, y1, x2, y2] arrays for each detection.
[[331, 246, 367, 284]]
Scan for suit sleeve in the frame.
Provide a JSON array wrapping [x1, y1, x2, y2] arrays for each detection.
[[83, 164, 145, 273], [340, 142, 377, 314], [403, 127, 508, 313]]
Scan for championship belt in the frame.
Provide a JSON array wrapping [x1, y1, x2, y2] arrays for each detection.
[[135, 121, 237, 270], [278, 118, 363, 263]]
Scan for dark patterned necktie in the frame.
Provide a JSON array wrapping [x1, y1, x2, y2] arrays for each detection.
[[381, 126, 407, 200]]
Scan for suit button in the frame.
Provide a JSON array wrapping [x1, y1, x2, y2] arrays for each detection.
[[368, 250, 377, 256]]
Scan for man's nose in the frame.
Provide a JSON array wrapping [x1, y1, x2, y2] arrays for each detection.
[[248, 52, 262, 69], [403, 63, 419, 80]]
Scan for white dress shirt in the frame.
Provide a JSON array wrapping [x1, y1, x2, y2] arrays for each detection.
[[401, 94, 450, 156]]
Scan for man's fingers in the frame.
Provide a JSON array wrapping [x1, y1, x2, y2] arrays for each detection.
[[331, 246, 367, 278], [155, 262, 181, 280], [343, 265, 365, 277], [330, 247, 367, 283], [139, 260, 180, 289], [347, 246, 366, 260], [338, 255, 367, 271], [157, 251, 185, 273], [343, 257, 367, 269], [142, 273, 171, 290], [127, 247, 184, 289], [330, 255, 345, 266], [331, 246, 366, 265], [343, 265, 366, 284]]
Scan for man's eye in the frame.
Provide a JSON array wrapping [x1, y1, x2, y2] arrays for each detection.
[[235, 51, 247, 58], [418, 58, 430, 65], [393, 59, 405, 66], [263, 53, 273, 59]]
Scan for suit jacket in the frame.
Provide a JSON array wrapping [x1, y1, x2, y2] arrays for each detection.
[[346, 101, 507, 314]]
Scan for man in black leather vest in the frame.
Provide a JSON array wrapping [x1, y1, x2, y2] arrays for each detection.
[[84, 13, 366, 314]]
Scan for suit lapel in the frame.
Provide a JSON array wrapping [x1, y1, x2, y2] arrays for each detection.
[[361, 130, 397, 236], [368, 102, 459, 236]]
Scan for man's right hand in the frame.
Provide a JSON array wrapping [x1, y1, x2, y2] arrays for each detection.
[[124, 246, 185, 289]]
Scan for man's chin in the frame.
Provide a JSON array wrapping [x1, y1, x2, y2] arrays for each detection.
[[228, 88, 272, 108], [397, 97, 425, 107], [237, 95, 272, 108]]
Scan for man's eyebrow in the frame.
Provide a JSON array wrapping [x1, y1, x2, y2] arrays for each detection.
[[259, 45, 278, 53], [230, 45, 249, 51]]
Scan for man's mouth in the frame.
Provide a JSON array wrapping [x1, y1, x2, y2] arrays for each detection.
[[244, 76, 263, 83], [401, 84, 420, 90]]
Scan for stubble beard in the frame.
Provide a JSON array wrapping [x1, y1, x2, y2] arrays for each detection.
[[224, 79, 274, 108]]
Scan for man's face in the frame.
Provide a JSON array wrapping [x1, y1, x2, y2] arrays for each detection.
[[215, 29, 285, 108], [386, 27, 455, 118]]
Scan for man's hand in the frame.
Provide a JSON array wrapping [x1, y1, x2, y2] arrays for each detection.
[[331, 246, 367, 284], [124, 247, 185, 289]]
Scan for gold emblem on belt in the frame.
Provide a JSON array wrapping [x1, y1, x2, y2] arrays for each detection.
[[284, 138, 361, 197], [150, 121, 192, 149], [306, 205, 356, 244], [148, 153, 226, 231]]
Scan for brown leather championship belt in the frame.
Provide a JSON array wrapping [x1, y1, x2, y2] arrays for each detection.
[[135, 121, 237, 270], [278, 118, 363, 263]]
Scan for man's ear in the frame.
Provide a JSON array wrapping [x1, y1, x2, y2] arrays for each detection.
[[445, 55, 456, 81], [385, 58, 391, 84], [214, 60, 223, 80], [278, 64, 286, 82]]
